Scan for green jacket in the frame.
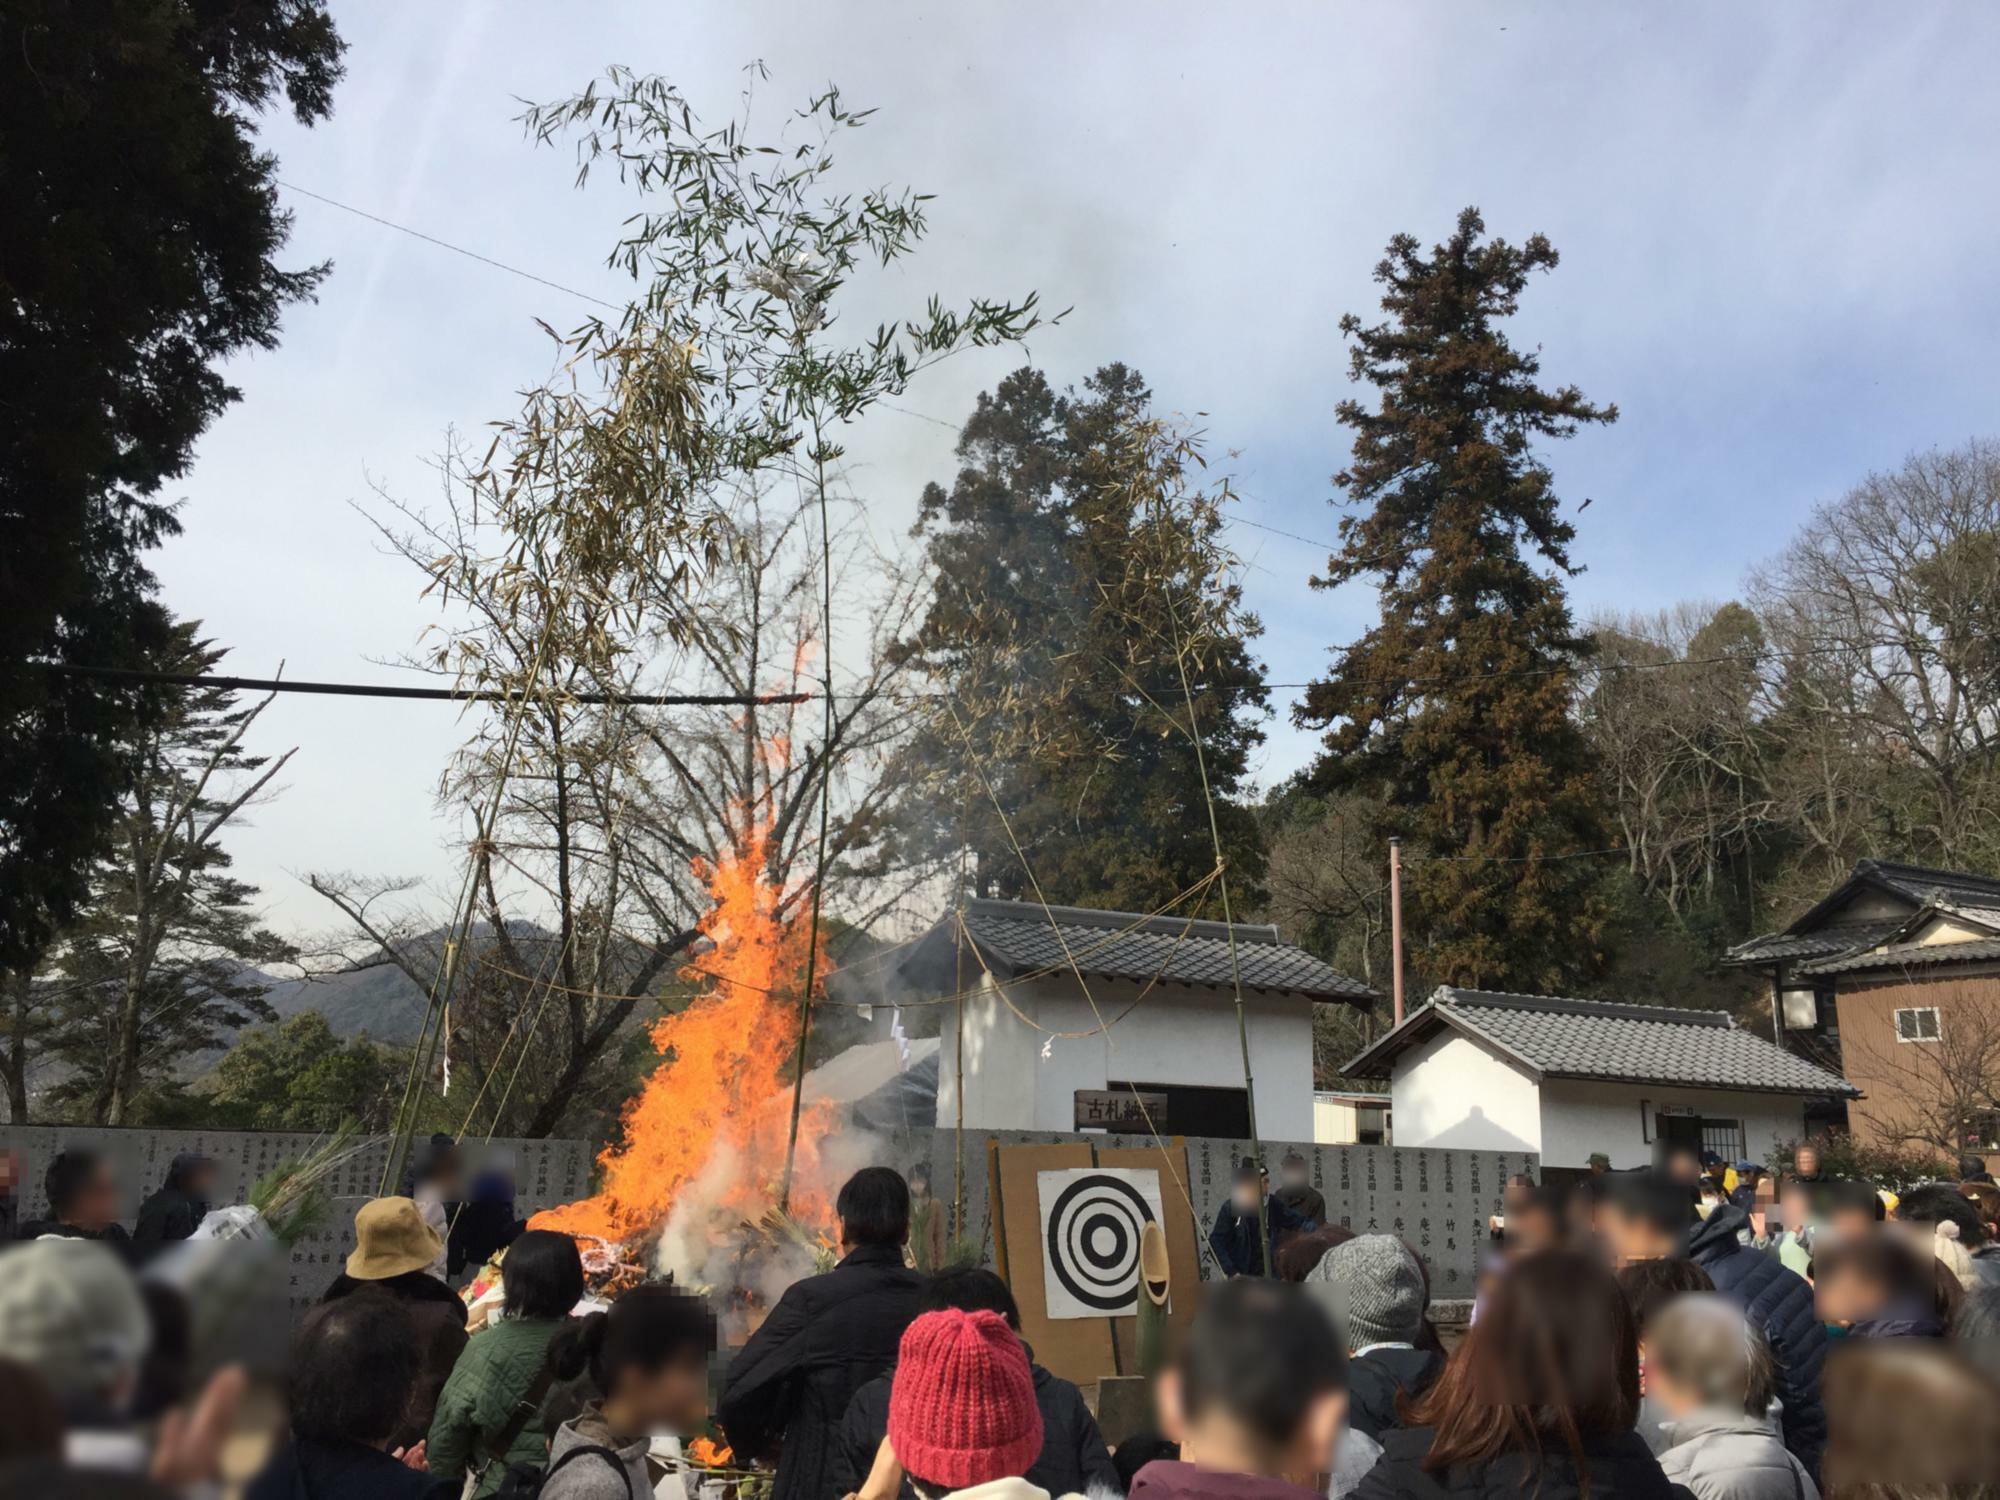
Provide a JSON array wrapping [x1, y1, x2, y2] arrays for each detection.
[[427, 1315, 567, 1497]]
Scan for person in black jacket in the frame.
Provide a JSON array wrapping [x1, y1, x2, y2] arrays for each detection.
[[828, 1267, 1117, 1500], [718, 1167, 926, 1500], [1599, 1171, 1827, 1482], [1210, 1160, 1310, 1278], [249, 1292, 456, 1500], [17, 1149, 133, 1253], [1302, 1234, 1443, 1441], [1352, 1249, 1682, 1500], [134, 1152, 214, 1249]]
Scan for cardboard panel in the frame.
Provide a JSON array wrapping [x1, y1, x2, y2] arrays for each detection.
[[991, 1140, 1107, 1384]]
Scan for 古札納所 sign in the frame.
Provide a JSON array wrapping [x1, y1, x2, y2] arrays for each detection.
[[1074, 1089, 1167, 1132]]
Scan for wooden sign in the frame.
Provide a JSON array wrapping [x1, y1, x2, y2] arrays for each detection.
[[1074, 1089, 1167, 1132]]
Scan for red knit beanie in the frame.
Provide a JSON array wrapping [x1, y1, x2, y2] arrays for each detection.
[[887, 1308, 1043, 1490]]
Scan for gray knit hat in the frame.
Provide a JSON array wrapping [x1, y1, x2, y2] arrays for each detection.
[[1304, 1233, 1425, 1349], [0, 1238, 150, 1404]]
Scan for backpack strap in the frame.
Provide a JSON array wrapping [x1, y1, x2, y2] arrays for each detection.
[[543, 1443, 637, 1498], [481, 1351, 562, 1470]]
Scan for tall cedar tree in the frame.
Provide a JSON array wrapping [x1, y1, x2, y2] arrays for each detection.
[[1298, 208, 1615, 991], [0, 1, 344, 980], [895, 365, 1269, 910]]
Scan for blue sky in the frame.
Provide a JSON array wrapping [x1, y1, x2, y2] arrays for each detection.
[[157, 2, 2000, 932]]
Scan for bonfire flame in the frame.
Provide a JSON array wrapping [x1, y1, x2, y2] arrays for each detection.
[[533, 802, 835, 1248]]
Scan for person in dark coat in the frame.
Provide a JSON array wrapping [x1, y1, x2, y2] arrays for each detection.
[[1129, 1277, 1351, 1500], [134, 1153, 214, 1249], [718, 1167, 925, 1500], [1210, 1160, 1309, 1278], [828, 1267, 1116, 1500], [1601, 1172, 1827, 1481], [322, 1197, 469, 1449], [1352, 1249, 1682, 1500], [1301, 1235, 1443, 1441], [1811, 1231, 1946, 1341], [250, 1291, 456, 1500], [1274, 1152, 1327, 1228], [446, 1165, 526, 1278], [18, 1149, 133, 1254]]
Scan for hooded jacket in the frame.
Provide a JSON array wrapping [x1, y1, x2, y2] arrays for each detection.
[[1684, 1205, 1827, 1480], [1349, 1425, 1685, 1500], [829, 1343, 1117, 1500], [718, 1241, 926, 1500], [1345, 1347, 1444, 1441], [1655, 1409, 1818, 1500], [1208, 1196, 1309, 1278], [538, 1403, 653, 1500]]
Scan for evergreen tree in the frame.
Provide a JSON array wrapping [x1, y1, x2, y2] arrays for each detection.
[[31, 623, 294, 1123], [0, 0, 344, 984], [1297, 208, 1616, 991], [895, 365, 1270, 911]]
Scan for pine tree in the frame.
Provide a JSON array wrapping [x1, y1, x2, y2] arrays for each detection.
[[894, 365, 1269, 911], [34, 622, 295, 1123], [1297, 208, 1616, 991]]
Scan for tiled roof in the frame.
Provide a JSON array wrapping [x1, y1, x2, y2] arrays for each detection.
[[1724, 859, 2000, 970], [1723, 921, 1903, 966], [1802, 936, 2000, 977], [902, 899, 1377, 1006], [1344, 987, 1857, 1097], [1863, 860, 2000, 906]]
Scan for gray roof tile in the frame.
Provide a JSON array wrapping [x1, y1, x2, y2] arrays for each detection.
[[912, 899, 1376, 1005], [1722, 920, 1903, 966], [1346, 987, 1856, 1097], [1801, 935, 2000, 976]]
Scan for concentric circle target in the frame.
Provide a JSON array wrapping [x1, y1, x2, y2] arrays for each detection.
[[1044, 1172, 1157, 1312]]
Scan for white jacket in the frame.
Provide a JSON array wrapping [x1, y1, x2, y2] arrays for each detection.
[[1657, 1408, 1818, 1500]]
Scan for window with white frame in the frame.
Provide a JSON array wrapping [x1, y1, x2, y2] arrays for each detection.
[[1894, 1006, 1942, 1043]]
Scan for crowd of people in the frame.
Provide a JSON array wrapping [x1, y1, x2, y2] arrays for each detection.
[[0, 1140, 1996, 1498]]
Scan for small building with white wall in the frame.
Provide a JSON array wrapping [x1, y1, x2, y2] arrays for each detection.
[[897, 899, 1377, 1143], [1344, 988, 1857, 1170]]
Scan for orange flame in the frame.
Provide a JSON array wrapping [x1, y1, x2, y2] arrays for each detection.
[[688, 1438, 735, 1469], [533, 803, 834, 1244]]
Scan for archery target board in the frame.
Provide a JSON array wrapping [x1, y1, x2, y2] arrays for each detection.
[[1037, 1166, 1165, 1319]]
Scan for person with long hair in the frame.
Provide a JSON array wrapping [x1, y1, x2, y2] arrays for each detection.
[[1352, 1250, 1681, 1500]]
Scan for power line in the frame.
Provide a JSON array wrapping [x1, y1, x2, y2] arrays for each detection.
[[276, 179, 628, 313], [36, 664, 807, 707], [280, 180, 1363, 561]]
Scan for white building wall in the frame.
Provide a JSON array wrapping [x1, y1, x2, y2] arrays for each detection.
[[1387, 1030, 1542, 1152], [932, 972, 1321, 1140], [1537, 1079, 1809, 1170]]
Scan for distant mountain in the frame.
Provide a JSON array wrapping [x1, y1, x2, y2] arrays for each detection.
[[257, 960, 432, 1046]]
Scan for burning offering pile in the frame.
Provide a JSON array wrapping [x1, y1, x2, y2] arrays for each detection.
[[531, 805, 845, 1319]]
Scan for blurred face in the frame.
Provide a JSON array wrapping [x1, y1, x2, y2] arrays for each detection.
[[1815, 1264, 1887, 1328], [1597, 1203, 1679, 1267], [0, 1151, 17, 1196], [1828, 1205, 1878, 1244], [187, 1163, 216, 1201], [613, 1350, 711, 1433], [1231, 1178, 1260, 1213], [69, 1161, 119, 1230], [1778, 1183, 1811, 1225], [1646, 1363, 1704, 1422], [910, 1172, 930, 1200], [1794, 1148, 1820, 1178], [1280, 1162, 1308, 1189]]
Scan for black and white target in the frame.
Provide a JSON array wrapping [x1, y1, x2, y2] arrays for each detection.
[[1037, 1167, 1165, 1319]]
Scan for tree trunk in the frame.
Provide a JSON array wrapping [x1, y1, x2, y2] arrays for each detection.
[[3, 969, 29, 1123]]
